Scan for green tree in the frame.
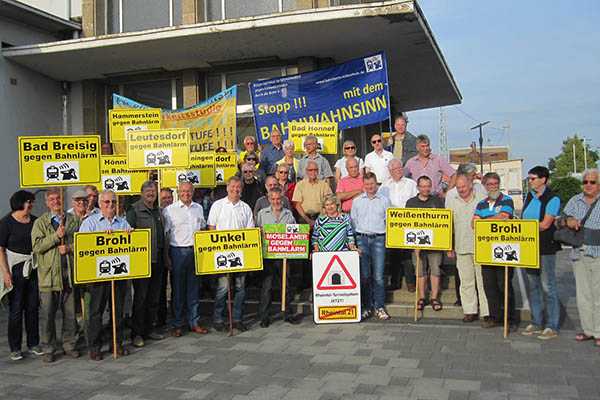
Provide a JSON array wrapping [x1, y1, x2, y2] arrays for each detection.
[[550, 177, 581, 211], [548, 135, 599, 178]]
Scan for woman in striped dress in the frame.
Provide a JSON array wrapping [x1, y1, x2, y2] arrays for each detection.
[[312, 195, 357, 252]]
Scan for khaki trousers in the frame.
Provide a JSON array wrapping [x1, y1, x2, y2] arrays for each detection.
[[456, 254, 489, 316]]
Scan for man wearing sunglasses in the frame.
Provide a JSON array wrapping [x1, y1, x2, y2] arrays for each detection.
[[364, 133, 394, 184]]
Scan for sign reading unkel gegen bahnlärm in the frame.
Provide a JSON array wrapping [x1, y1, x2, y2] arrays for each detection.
[[194, 228, 263, 275]]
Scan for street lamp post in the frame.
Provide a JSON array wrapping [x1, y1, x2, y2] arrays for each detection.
[[471, 121, 490, 174]]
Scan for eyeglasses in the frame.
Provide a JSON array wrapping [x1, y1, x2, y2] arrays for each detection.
[[583, 180, 597, 185], [101, 200, 117, 204], [242, 170, 254, 174], [344, 146, 356, 150], [278, 170, 289, 174], [528, 176, 540, 181], [306, 168, 318, 172], [246, 158, 257, 162], [371, 139, 382, 144], [74, 198, 88, 203]]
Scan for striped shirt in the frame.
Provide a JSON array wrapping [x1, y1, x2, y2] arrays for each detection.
[[474, 193, 514, 219], [563, 193, 600, 258], [312, 213, 355, 252]]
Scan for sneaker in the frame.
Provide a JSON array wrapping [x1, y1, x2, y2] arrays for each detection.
[[27, 346, 44, 356], [42, 353, 55, 363], [9, 351, 23, 361], [481, 318, 500, 329], [375, 308, 391, 321], [132, 335, 145, 348], [521, 324, 543, 336], [361, 309, 373, 320], [537, 328, 558, 340]]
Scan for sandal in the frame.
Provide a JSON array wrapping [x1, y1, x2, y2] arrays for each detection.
[[575, 333, 594, 342], [417, 298, 425, 311], [431, 298, 443, 311]]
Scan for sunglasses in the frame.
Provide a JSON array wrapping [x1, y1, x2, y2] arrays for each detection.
[[583, 180, 597, 185], [344, 146, 356, 150], [371, 139, 382, 144], [243, 170, 254, 174], [246, 158, 257, 161], [278, 170, 289, 174]]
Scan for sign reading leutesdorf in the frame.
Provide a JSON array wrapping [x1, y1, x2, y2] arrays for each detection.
[[126, 128, 190, 170], [194, 229, 263, 275], [474, 220, 539, 268], [386, 208, 453, 250]]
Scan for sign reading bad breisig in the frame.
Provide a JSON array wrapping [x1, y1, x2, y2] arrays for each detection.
[[386, 208, 453, 250], [18, 135, 101, 188]]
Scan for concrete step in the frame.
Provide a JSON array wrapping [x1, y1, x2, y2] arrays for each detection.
[[386, 289, 457, 304]]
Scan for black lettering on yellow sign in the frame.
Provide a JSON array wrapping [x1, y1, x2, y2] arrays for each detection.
[[197, 231, 260, 254]]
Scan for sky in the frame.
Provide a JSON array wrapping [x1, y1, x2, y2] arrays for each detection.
[[409, 0, 600, 172]]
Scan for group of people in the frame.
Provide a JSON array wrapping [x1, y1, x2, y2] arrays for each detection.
[[2, 113, 600, 363]]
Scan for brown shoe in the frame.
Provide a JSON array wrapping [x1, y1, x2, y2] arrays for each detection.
[[89, 351, 103, 361], [170, 328, 183, 337], [462, 314, 478, 323], [406, 283, 416, 293], [190, 325, 209, 334], [481, 318, 500, 328], [65, 349, 81, 359]]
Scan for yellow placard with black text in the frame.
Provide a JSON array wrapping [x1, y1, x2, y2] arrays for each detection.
[[214, 152, 238, 185], [109, 108, 162, 142], [74, 229, 151, 284], [386, 208, 453, 250], [288, 121, 338, 155], [474, 220, 539, 268], [100, 155, 149, 195], [18, 135, 101, 188], [126, 129, 190, 170], [194, 229, 263, 275], [160, 152, 216, 188]]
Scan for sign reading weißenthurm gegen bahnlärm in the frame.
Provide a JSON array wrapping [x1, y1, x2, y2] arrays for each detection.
[[250, 52, 391, 144]]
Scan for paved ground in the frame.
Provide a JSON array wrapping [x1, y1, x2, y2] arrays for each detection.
[[0, 250, 598, 400]]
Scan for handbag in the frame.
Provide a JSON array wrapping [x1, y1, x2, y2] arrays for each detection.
[[553, 197, 599, 247]]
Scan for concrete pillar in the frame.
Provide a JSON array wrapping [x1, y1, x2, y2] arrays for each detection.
[[182, 0, 205, 24], [182, 70, 200, 107], [81, 0, 96, 37]]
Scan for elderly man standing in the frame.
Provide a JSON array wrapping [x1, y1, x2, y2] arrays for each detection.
[[254, 176, 291, 218], [79, 190, 131, 360], [260, 127, 284, 176], [163, 182, 208, 337], [31, 188, 80, 362], [336, 158, 363, 214], [379, 159, 418, 291], [351, 172, 392, 320], [297, 135, 334, 181], [446, 173, 489, 323], [208, 176, 254, 332], [386, 114, 418, 165], [126, 181, 166, 347], [256, 187, 302, 327], [404, 134, 456, 195], [293, 161, 333, 227], [241, 162, 265, 211], [364, 133, 394, 184], [473, 172, 516, 329]]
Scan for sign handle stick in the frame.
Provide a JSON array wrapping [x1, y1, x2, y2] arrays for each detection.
[[227, 273, 233, 337], [503, 266, 509, 338], [414, 250, 421, 322], [281, 259, 287, 313], [111, 280, 118, 359]]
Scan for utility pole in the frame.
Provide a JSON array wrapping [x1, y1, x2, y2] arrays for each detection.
[[439, 107, 448, 161], [573, 143, 577, 174], [583, 137, 588, 170], [471, 121, 490, 174]]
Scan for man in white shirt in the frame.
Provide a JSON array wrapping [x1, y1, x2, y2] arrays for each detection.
[[207, 176, 254, 333], [379, 159, 418, 291], [364, 133, 394, 184], [163, 182, 207, 337]]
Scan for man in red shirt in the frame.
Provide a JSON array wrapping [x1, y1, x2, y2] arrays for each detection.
[[336, 158, 363, 213]]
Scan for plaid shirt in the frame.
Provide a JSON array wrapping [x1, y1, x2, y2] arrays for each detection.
[[563, 193, 600, 258]]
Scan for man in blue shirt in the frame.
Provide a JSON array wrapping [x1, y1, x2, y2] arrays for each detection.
[[351, 172, 391, 321], [473, 172, 517, 329], [521, 166, 561, 339], [259, 127, 284, 176], [79, 190, 132, 360]]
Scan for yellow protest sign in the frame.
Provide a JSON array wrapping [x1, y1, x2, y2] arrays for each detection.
[[194, 228, 263, 275], [214, 152, 238, 185], [288, 121, 338, 155], [126, 129, 190, 170], [74, 229, 151, 284], [474, 220, 539, 268], [108, 108, 162, 143], [386, 208, 453, 250], [18, 135, 101, 188], [100, 155, 149, 194], [160, 152, 216, 188]]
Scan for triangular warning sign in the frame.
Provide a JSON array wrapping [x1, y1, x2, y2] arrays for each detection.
[[316, 254, 357, 290]]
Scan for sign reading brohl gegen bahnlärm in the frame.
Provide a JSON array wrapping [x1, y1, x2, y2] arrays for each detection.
[[194, 228, 263, 275], [386, 208, 453, 251], [474, 220, 539, 269], [74, 229, 151, 284], [18, 135, 101, 188]]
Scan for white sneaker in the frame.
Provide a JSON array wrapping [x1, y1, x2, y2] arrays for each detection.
[[375, 308, 391, 320], [521, 324, 543, 336], [537, 328, 558, 340], [361, 309, 373, 320], [9, 351, 23, 361], [27, 346, 44, 356]]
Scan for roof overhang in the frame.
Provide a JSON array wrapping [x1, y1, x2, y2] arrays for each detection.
[[0, 0, 80, 34], [2, 0, 460, 111]]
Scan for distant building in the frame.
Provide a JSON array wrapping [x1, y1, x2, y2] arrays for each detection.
[[449, 144, 510, 165]]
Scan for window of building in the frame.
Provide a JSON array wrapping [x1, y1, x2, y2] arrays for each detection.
[[107, 0, 182, 34]]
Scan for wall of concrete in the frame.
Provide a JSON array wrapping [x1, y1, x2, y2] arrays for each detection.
[[0, 17, 65, 214], [22, 0, 81, 20]]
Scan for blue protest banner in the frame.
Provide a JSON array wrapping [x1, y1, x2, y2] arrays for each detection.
[[250, 52, 391, 144]]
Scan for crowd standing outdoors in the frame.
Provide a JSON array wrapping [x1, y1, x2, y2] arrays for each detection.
[[1, 113, 600, 363]]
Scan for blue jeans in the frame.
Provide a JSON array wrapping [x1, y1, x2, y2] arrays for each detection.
[[525, 254, 560, 331], [170, 246, 200, 329], [357, 235, 386, 310], [213, 274, 246, 323]]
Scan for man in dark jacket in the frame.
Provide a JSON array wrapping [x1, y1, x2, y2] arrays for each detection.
[[126, 181, 166, 347], [385, 114, 418, 166]]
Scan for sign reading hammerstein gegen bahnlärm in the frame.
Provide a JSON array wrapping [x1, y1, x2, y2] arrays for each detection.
[[108, 108, 162, 142], [474, 220, 539, 268], [386, 208, 453, 250], [262, 224, 310, 259], [126, 128, 190, 170], [74, 229, 151, 284], [18, 135, 101, 188], [194, 228, 263, 275]]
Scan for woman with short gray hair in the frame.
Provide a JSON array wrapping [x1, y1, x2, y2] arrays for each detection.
[[563, 169, 600, 346]]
